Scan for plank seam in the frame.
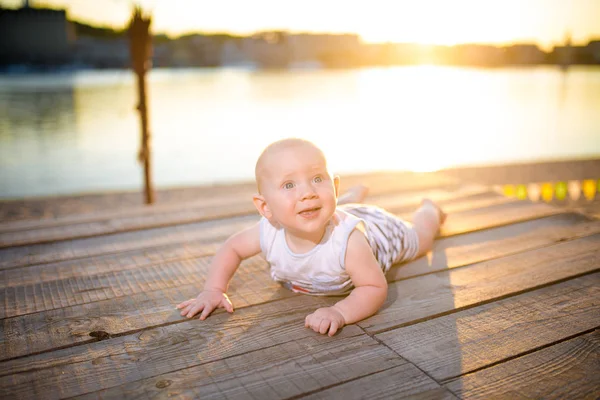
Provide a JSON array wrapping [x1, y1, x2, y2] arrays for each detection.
[[0, 210, 254, 250], [439, 325, 600, 385], [359, 325, 448, 388], [55, 329, 371, 400], [0, 235, 227, 272], [369, 267, 600, 335], [2, 228, 593, 321], [0, 293, 300, 363], [0, 199, 253, 234], [282, 364, 404, 400], [3, 233, 598, 323], [440, 208, 565, 239], [0, 333, 299, 381], [1, 201, 564, 273], [391, 226, 599, 284]]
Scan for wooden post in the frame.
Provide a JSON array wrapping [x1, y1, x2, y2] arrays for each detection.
[[128, 7, 154, 204]]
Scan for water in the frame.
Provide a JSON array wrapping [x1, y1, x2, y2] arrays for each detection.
[[0, 66, 599, 199]]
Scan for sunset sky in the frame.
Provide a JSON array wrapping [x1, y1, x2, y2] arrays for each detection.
[[2, 0, 600, 49]]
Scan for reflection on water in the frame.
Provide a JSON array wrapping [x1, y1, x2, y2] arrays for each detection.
[[0, 66, 599, 198]]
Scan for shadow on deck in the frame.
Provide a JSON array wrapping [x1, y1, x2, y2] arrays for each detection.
[[0, 170, 599, 399]]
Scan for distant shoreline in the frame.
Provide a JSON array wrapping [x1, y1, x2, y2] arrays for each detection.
[[2, 63, 600, 76]]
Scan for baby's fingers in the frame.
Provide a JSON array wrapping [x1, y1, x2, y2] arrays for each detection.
[[179, 301, 198, 316], [328, 320, 339, 337], [199, 304, 216, 320], [179, 303, 193, 316], [319, 319, 331, 335], [304, 313, 316, 329], [176, 299, 195, 309], [185, 303, 205, 318]]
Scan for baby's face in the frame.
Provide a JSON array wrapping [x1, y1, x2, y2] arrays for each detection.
[[259, 143, 338, 242]]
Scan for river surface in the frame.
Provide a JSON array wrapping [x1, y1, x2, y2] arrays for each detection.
[[1, 66, 599, 198]]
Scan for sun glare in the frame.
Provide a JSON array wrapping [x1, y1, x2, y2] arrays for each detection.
[[6, 0, 599, 48], [360, 0, 542, 47]]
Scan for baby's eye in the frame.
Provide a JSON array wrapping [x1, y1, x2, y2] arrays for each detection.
[[283, 182, 295, 190], [313, 176, 323, 183]]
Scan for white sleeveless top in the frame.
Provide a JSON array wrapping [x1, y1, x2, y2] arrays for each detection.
[[259, 204, 420, 296], [259, 208, 363, 296]]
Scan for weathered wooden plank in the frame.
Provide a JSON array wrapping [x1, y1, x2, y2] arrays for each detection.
[[395, 192, 514, 218], [0, 172, 459, 226], [445, 330, 600, 400], [1, 239, 220, 288], [356, 187, 503, 219], [1, 238, 597, 397], [3, 215, 599, 360], [0, 172, 460, 235], [443, 158, 600, 186], [573, 200, 600, 219], [303, 364, 458, 400], [376, 274, 600, 381], [73, 332, 408, 400], [3, 211, 597, 324], [0, 185, 485, 249], [0, 274, 297, 362], [0, 191, 511, 289], [0, 186, 490, 274], [359, 233, 600, 333], [0, 179, 472, 237], [0, 190, 255, 234], [0, 192, 555, 271], [0, 215, 257, 270], [360, 184, 487, 211], [0, 295, 347, 399], [0, 200, 257, 249], [3, 211, 595, 321], [389, 213, 600, 282], [440, 200, 560, 237], [0, 254, 276, 319], [5, 212, 596, 290], [0, 180, 259, 225]]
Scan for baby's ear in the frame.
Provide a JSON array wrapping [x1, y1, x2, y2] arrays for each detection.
[[252, 194, 272, 219], [333, 175, 340, 198]]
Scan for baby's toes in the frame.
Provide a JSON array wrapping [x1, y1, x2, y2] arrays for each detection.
[[422, 198, 446, 224], [438, 208, 447, 225]]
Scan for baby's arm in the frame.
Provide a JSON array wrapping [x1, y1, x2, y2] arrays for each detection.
[[176, 222, 261, 320], [305, 230, 388, 336]]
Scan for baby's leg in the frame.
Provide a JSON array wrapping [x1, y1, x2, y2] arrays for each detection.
[[338, 185, 369, 205], [413, 199, 446, 258]]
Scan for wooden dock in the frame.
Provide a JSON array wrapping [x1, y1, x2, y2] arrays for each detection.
[[1, 171, 599, 399]]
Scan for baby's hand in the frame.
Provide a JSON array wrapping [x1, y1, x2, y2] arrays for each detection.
[[176, 290, 233, 320], [305, 306, 346, 337]]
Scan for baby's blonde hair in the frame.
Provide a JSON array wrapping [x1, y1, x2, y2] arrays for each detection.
[[255, 138, 326, 193]]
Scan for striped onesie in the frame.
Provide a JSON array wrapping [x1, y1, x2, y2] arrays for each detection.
[[259, 204, 420, 295]]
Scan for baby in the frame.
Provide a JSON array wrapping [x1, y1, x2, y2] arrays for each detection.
[[176, 138, 446, 336]]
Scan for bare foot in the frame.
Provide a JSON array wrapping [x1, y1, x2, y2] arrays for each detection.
[[421, 198, 447, 225], [338, 185, 369, 205]]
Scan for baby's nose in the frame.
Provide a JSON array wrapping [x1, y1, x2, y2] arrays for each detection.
[[300, 185, 318, 200]]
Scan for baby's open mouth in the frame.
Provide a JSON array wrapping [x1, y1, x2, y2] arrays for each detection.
[[298, 207, 321, 217]]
